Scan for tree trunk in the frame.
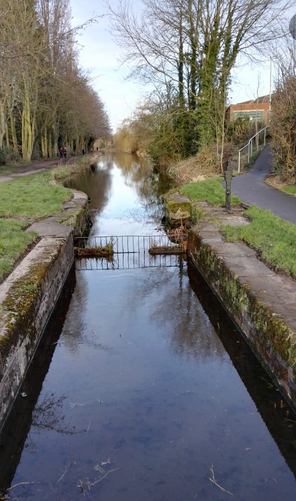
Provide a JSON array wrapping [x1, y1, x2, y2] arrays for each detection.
[[0, 102, 5, 150], [41, 128, 48, 158], [10, 111, 18, 150]]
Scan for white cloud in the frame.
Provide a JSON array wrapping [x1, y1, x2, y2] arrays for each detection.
[[230, 58, 273, 104], [70, 1, 294, 128], [70, 0, 142, 132]]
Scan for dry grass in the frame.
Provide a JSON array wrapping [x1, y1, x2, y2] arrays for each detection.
[[265, 174, 296, 197], [167, 144, 237, 186], [265, 175, 291, 190], [168, 152, 220, 186]]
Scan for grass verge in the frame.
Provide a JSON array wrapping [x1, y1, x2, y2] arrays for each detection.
[[0, 171, 72, 218], [282, 186, 296, 196], [0, 163, 83, 283], [221, 205, 296, 277], [0, 219, 38, 281], [180, 177, 241, 206]]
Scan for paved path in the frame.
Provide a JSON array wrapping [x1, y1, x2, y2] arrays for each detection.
[[1, 148, 296, 226], [231, 145, 296, 225]]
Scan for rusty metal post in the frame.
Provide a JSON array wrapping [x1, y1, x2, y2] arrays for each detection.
[[224, 164, 232, 213]]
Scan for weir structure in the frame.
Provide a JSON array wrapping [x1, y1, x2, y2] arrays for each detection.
[[74, 234, 187, 270]]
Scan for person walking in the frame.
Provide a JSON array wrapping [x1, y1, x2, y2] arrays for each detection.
[[63, 146, 67, 159]]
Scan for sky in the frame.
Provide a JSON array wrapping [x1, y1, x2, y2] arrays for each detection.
[[70, 1, 295, 133], [71, 0, 142, 132]]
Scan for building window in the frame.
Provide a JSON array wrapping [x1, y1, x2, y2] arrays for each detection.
[[234, 111, 263, 121]]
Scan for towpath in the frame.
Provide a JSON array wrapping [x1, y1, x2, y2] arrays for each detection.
[[1, 147, 296, 226], [231, 145, 296, 225], [0, 156, 80, 183]]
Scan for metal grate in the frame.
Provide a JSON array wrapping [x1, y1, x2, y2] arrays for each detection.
[[74, 234, 186, 270]]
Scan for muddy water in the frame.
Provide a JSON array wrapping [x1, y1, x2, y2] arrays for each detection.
[[1, 154, 296, 500]]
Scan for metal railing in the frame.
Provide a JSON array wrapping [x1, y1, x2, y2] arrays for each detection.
[[238, 126, 269, 173], [74, 234, 186, 270]]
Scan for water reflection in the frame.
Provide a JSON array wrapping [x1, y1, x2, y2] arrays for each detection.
[[188, 260, 296, 479], [65, 157, 113, 214], [0, 267, 76, 495], [2, 154, 296, 500], [7, 264, 295, 501], [66, 153, 171, 236]]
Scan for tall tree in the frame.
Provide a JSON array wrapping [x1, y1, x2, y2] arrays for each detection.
[[110, 0, 293, 161], [0, 0, 110, 161]]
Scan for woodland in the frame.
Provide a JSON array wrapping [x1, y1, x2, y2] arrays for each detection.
[[0, 0, 111, 164]]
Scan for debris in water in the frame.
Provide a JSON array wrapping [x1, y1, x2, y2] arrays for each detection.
[[148, 244, 186, 255], [209, 464, 233, 496], [76, 467, 121, 493], [69, 401, 87, 409], [94, 464, 105, 474]]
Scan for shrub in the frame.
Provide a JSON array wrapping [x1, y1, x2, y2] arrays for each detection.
[[0, 148, 5, 166]]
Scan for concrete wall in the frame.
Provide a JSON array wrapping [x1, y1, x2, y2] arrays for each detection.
[[188, 220, 296, 411], [0, 190, 88, 430]]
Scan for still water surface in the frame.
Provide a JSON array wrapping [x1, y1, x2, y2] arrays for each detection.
[[1, 153, 296, 500]]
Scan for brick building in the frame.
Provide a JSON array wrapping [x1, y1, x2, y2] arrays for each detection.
[[228, 95, 271, 124]]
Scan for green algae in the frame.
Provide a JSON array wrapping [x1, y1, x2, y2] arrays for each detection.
[[193, 241, 296, 375], [0, 250, 60, 367]]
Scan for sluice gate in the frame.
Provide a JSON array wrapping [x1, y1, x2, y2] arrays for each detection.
[[74, 234, 187, 270]]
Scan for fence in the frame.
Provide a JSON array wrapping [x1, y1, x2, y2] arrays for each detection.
[[238, 126, 269, 173], [74, 234, 187, 271]]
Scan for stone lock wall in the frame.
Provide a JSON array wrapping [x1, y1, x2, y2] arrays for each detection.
[[0, 236, 74, 428], [0, 190, 88, 430], [188, 225, 296, 410]]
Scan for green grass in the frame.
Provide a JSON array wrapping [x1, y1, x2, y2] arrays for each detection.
[[180, 177, 241, 206], [0, 219, 38, 281], [0, 171, 72, 217], [221, 205, 296, 277], [282, 185, 296, 196], [0, 169, 73, 283]]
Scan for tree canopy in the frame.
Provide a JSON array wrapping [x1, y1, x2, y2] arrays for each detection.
[[110, 0, 293, 164]]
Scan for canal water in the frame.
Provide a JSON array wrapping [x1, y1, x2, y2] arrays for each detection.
[[1, 153, 296, 500]]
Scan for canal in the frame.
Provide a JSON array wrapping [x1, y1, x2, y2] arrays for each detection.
[[1, 153, 296, 500]]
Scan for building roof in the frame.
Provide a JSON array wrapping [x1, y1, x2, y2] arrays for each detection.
[[231, 95, 271, 106]]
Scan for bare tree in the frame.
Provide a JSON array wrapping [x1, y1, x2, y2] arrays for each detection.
[[109, 0, 294, 161], [270, 42, 296, 182], [0, 0, 109, 161]]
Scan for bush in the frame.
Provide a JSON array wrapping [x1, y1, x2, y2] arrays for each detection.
[[3, 146, 21, 164], [227, 117, 264, 145], [270, 74, 296, 183], [0, 148, 5, 166]]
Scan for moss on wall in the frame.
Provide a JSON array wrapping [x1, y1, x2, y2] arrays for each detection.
[[189, 231, 296, 408]]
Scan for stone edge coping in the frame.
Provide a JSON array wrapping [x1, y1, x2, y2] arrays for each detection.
[[188, 206, 296, 408], [195, 206, 296, 330], [0, 189, 88, 428]]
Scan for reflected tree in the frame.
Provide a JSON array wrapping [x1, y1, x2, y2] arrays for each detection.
[[119, 264, 226, 361]]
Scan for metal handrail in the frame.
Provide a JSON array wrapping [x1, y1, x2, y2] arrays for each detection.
[[238, 126, 269, 173]]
